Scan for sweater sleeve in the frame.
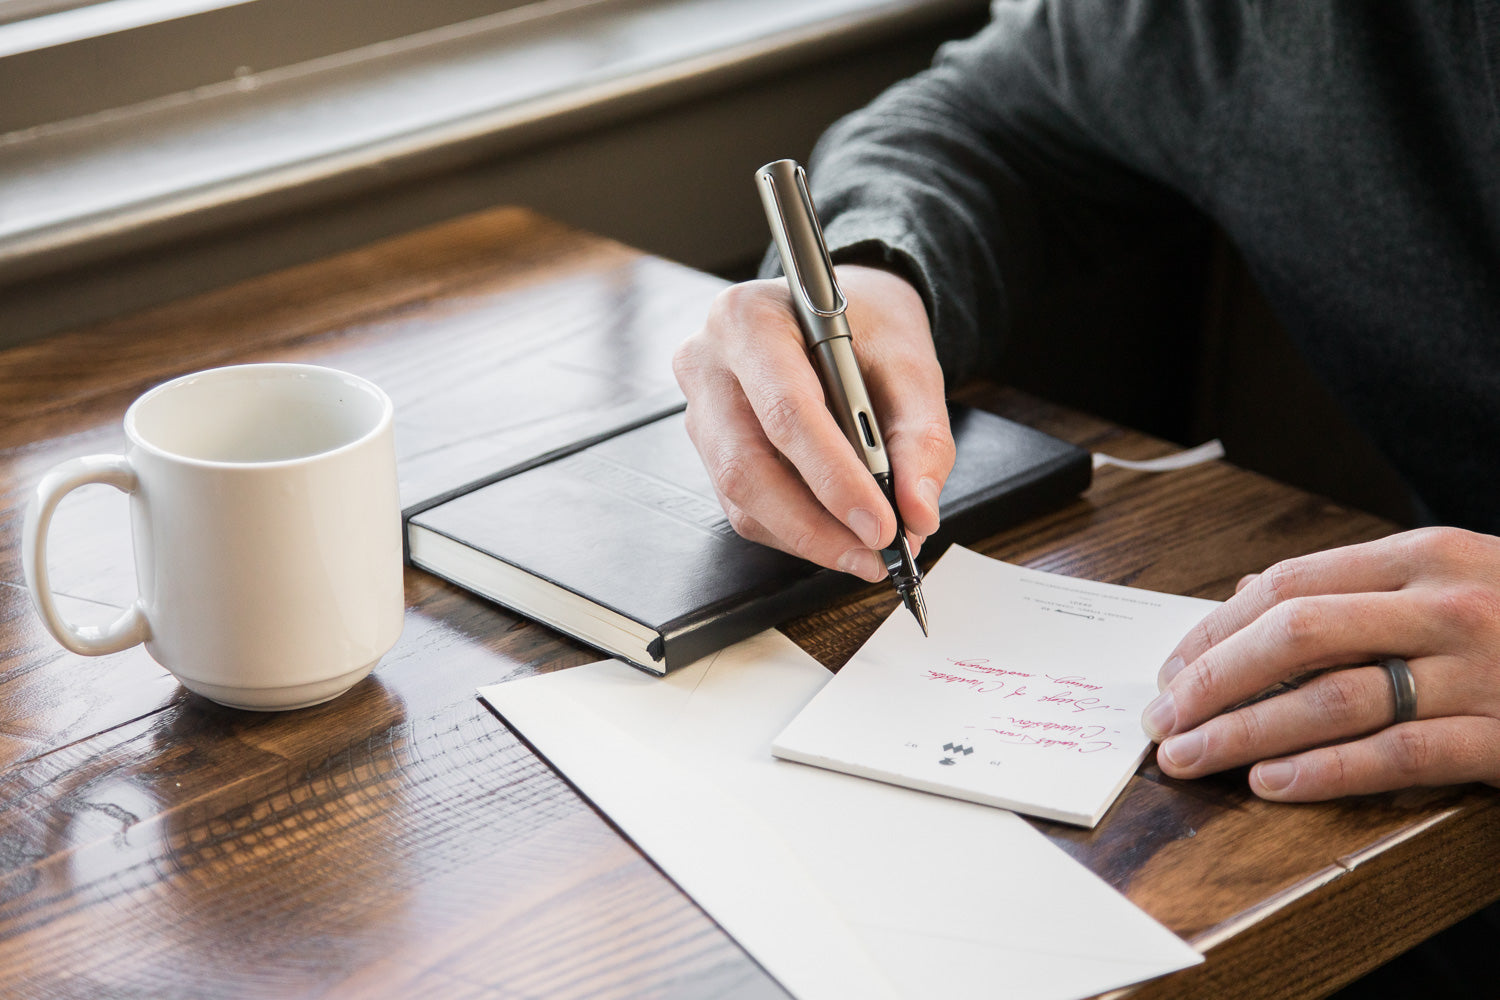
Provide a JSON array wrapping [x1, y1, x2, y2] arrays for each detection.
[[774, 0, 1222, 384]]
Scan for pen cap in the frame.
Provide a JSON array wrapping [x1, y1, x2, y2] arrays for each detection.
[[756, 159, 889, 478], [756, 159, 847, 339]]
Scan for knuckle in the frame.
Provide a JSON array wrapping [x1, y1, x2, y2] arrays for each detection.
[[1411, 525, 1483, 569], [758, 390, 814, 445], [913, 419, 957, 471], [1273, 597, 1324, 649], [723, 505, 757, 541], [1259, 559, 1304, 604], [1309, 670, 1364, 723], [1225, 706, 1267, 750], [703, 281, 790, 348], [1389, 726, 1437, 778], [1434, 585, 1500, 633], [1322, 744, 1349, 788], [1185, 617, 1221, 655], [805, 465, 848, 507], [715, 280, 792, 332], [889, 417, 953, 456], [786, 523, 822, 562], [711, 455, 756, 507], [1179, 659, 1220, 706], [709, 280, 757, 321], [671, 336, 707, 383]]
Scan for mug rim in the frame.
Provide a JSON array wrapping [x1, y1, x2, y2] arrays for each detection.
[[124, 363, 394, 469]]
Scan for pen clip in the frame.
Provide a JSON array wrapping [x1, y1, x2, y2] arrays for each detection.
[[760, 163, 847, 319]]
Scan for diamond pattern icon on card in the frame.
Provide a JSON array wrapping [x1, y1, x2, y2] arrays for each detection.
[[940, 741, 975, 766]]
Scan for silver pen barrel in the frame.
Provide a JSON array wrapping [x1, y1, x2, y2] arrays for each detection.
[[756, 159, 890, 480], [756, 158, 928, 635]]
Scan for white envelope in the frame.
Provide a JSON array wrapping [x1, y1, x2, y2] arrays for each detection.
[[480, 631, 1201, 1000]]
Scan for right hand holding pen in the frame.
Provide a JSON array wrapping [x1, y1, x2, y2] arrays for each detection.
[[672, 264, 954, 582]]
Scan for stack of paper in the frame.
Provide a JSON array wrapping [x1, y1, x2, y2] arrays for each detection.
[[481, 588, 1203, 999], [774, 545, 1220, 826]]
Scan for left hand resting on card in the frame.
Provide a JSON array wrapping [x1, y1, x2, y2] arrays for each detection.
[[1141, 526, 1500, 801]]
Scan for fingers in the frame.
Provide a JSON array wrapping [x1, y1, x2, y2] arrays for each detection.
[[729, 313, 898, 548], [1163, 528, 1500, 682], [840, 266, 952, 540], [676, 280, 889, 572], [1146, 589, 1445, 740], [1156, 656, 1494, 779], [700, 392, 889, 582], [1143, 527, 1500, 801], [1161, 537, 1419, 682], [1158, 665, 1393, 778], [1248, 716, 1500, 801], [674, 268, 948, 576], [881, 411, 951, 542]]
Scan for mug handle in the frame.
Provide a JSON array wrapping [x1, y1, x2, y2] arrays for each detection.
[[23, 455, 150, 656]]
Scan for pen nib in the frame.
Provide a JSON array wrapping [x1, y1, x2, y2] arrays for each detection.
[[889, 534, 929, 636], [904, 583, 929, 636]]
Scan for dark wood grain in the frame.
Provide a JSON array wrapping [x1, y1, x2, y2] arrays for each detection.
[[0, 206, 1492, 999]]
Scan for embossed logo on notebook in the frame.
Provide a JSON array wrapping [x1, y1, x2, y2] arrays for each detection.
[[556, 453, 738, 539]]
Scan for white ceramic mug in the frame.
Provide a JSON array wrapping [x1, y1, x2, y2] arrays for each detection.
[[23, 363, 405, 710]]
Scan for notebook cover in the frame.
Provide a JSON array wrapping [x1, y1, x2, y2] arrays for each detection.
[[408, 404, 1091, 672]]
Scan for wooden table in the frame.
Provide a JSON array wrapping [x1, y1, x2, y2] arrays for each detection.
[[0, 208, 1495, 1000]]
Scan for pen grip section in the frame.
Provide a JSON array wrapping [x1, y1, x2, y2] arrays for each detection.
[[874, 472, 924, 623], [811, 336, 890, 478], [874, 472, 906, 551]]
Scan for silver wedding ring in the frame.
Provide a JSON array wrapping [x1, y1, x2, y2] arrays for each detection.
[[1381, 657, 1418, 725]]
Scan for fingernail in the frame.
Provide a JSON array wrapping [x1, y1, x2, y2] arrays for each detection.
[[847, 507, 883, 549], [1158, 656, 1185, 689], [917, 477, 942, 518], [838, 548, 885, 582], [1160, 731, 1203, 769], [1142, 691, 1176, 739], [1256, 761, 1297, 793]]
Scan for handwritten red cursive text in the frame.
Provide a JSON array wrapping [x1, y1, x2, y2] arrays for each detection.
[[950, 657, 1034, 680]]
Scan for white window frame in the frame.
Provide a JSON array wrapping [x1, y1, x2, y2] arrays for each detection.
[[0, 0, 984, 288]]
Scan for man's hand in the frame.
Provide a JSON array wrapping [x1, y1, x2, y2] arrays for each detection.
[[672, 265, 953, 582], [1143, 527, 1500, 800]]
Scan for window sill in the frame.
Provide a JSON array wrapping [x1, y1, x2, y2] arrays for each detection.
[[0, 0, 983, 286]]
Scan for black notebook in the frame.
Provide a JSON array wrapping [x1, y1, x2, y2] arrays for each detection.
[[404, 404, 1091, 674]]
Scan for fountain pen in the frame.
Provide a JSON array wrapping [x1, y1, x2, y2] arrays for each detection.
[[756, 158, 929, 635]]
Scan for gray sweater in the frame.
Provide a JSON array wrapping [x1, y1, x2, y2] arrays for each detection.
[[801, 0, 1500, 532]]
